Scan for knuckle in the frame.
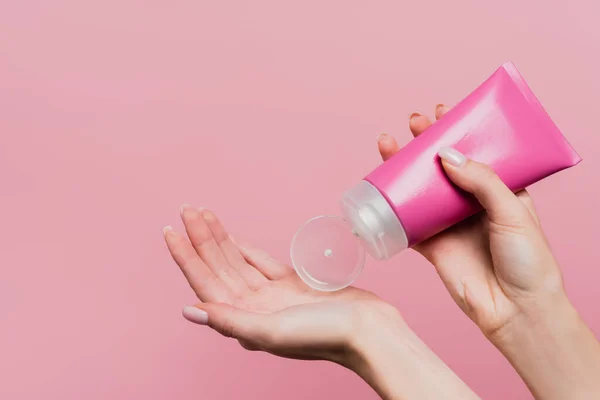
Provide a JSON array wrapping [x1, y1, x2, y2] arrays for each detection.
[[476, 163, 498, 181], [488, 208, 531, 231], [221, 313, 237, 338], [238, 339, 260, 351], [470, 164, 503, 197]]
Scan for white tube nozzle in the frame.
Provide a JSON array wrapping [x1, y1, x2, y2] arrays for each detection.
[[340, 180, 408, 260]]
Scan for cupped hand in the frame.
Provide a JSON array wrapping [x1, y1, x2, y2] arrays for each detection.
[[163, 205, 403, 365], [377, 105, 567, 340]]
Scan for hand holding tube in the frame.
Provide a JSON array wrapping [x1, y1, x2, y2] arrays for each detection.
[[378, 105, 600, 399]]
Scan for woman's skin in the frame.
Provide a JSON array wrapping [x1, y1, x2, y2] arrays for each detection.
[[378, 105, 600, 399], [163, 208, 479, 399], [164, 104, 600, 399]]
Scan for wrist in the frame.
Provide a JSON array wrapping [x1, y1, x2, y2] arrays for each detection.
[[345, 310, 479, 400], [487, 288, 577, 349], [342, 303, 410, 371], [487, 291, 600, 400]]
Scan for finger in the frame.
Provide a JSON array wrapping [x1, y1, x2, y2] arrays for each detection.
[[435, 104, 450, 120], [377, 133, 400, 161], [201, 210, 268, 290], [437, 147, 532, 228], [409, 113, 433, 137], [163, 226, 232, 302], [182, 304, 273, 346], [515, 190, 541, 226], [181, 205, 247, 294], [379, 106, 448, 162], [230, 237, 293, 280]]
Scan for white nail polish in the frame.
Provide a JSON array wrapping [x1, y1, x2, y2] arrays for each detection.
[[182, 306, 209, 325], [376, 133, 388, 142], [180, 204, 191, 216], [438, 147, 467, 167]]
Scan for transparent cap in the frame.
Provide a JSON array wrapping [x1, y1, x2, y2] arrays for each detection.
[[290, 215, 365, 291], [291, 181, 408, 291]]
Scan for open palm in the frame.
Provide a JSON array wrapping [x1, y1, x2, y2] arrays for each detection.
[[163, 205, 403, 363]]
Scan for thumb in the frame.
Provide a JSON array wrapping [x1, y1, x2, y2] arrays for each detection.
[[182, 304, 272, 344], [437, 147, 530, 227]]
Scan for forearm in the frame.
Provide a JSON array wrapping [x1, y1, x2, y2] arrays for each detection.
[[346, 324, 480, 400], [491, 294, 600, 399]]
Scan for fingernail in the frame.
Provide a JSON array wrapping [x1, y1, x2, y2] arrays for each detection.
[[376, 132, 388, 142], [409, 112, 421, 122], [201, 210, 214, 221], [180, 204, 191, 216], [163, 225, 173, 235], [436, 103, 450, 115], [438, 147, 467, 167], [182, 306, 209, 325]]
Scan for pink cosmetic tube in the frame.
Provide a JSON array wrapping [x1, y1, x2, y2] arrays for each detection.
[[341, 61, 581, 260]]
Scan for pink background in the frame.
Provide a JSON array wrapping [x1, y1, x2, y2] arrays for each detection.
[[1, 1, 599, 399]]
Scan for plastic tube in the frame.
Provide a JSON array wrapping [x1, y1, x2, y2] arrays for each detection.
[[341, 61, 581, 260]]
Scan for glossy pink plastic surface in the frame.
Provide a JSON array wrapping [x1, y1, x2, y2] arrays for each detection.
[[366, 62, 582, 246]]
